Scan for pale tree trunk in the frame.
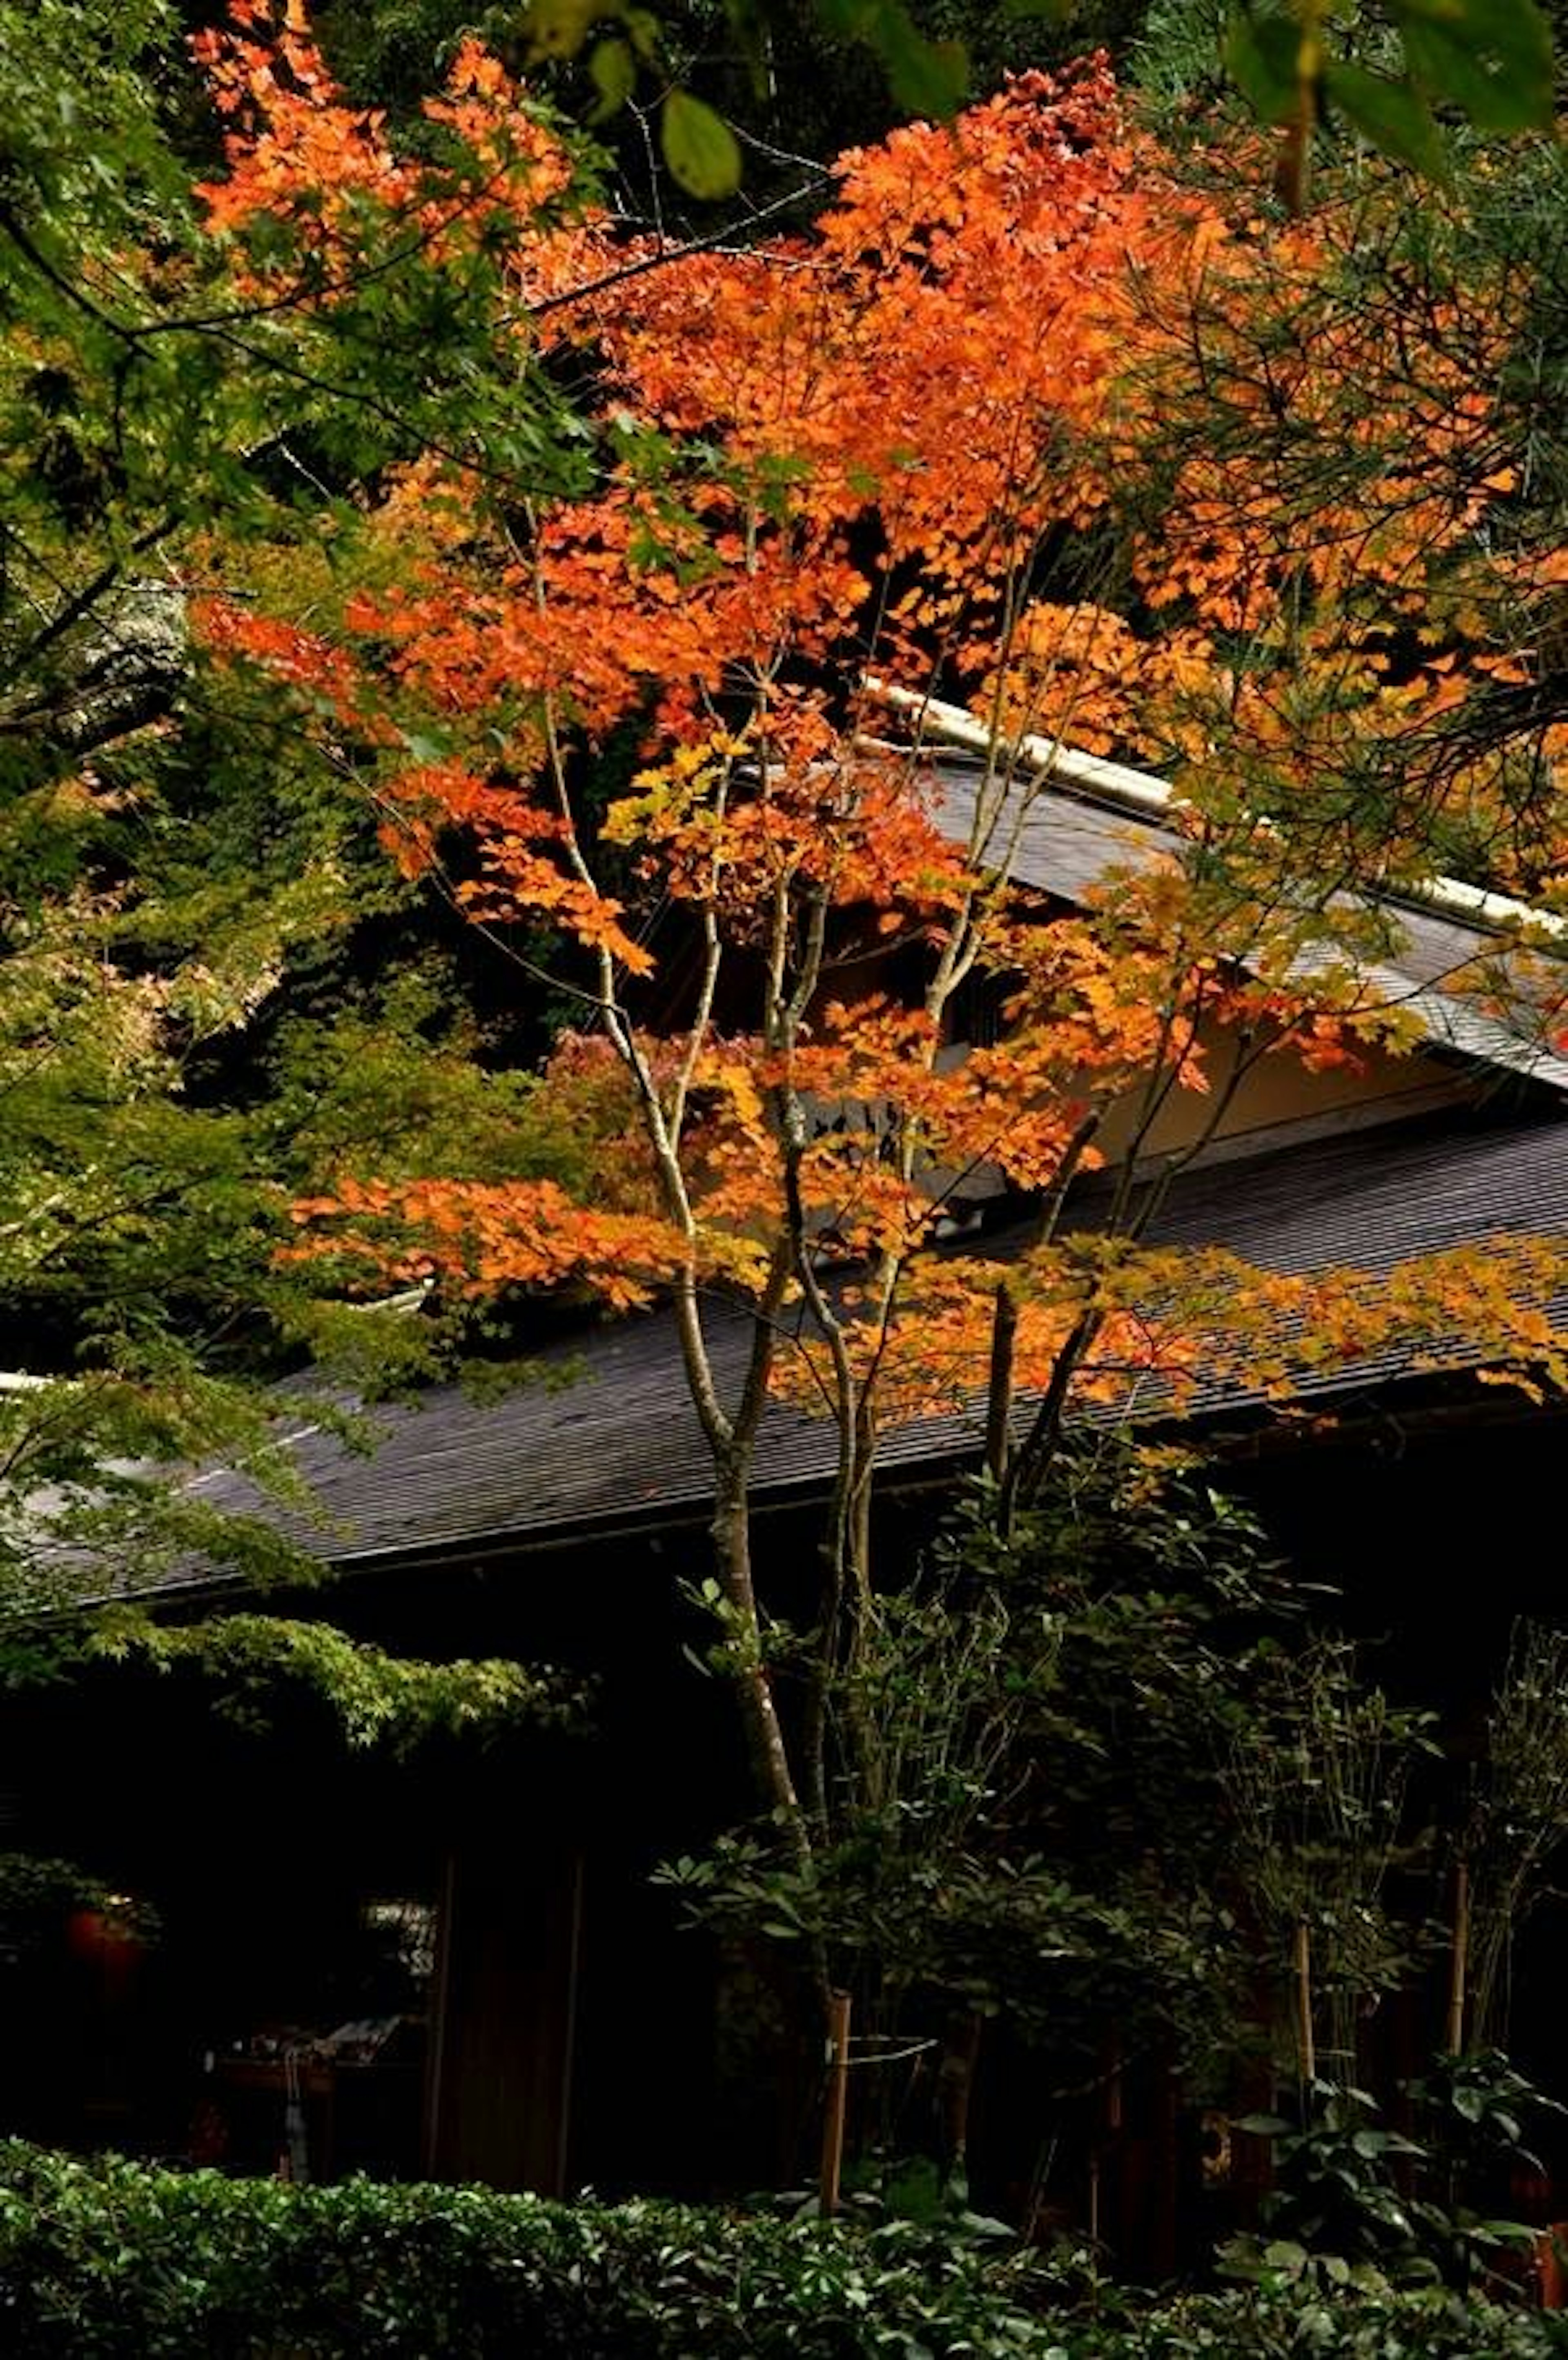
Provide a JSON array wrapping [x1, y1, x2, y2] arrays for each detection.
[[710, 1456, 808, 1847]]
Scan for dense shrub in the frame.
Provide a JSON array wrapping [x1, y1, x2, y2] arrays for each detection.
[[2, 2142, 1568, 2357]]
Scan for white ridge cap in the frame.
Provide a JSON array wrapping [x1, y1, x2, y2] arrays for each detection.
[[866, 678, 1568, 949]]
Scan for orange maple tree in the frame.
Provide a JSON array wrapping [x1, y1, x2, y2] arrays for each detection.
[[988, 168, 1568, 955], [193, 7, 1568, 1905]]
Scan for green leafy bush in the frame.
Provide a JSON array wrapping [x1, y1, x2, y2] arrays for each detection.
[[1223, 2058, 1564, 2295], [2, 2142, 1567, 2357]]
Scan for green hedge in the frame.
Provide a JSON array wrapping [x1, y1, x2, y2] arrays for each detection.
[[2, 2141, 1568, 2358]]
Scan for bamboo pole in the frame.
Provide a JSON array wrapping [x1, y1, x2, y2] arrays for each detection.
[[819, 1991, 852, 2218], [1294, 1923, 1316, 2091], [1447, 1861, 1470, 2057]]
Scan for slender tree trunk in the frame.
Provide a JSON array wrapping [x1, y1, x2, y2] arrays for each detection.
[[711, 1459, 808, 1852], [998, 1301, 1107, 1530], [983, 1279, 1017, 1484]]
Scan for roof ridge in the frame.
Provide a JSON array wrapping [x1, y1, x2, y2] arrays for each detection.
[[865, 680, 1568, 954]]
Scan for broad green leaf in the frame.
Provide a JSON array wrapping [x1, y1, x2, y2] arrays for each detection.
[[1392, 0, 1555, 132], [587, 34, 635, 122], [1225, 10, 1306, 127], [1002, 0, 1075, 17], [522, 0, 615, 63], [872, 0, 967, 118], [659, 87, 742, 199], [813, 0, 967, 117], [1323, 57, 1448, 177], [884, 29, 967, 118]]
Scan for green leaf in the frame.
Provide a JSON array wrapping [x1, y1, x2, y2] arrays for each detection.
[[1001, 0, 1074, 16], [587, 34, 635, 122], [1474, 2217, 1537, 2246], [1225, 9, 1307, 127], [1322, 58, 1449, 177], [521, 0, 612, 61], [887, 31, 967, 118], [814, 0, 967, 115], [1392, 0, 1555, 132], [659, 88, 742, 200], [876, 6, 967, 117]]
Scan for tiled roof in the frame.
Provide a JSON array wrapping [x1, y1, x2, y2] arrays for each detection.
[[928, 760, 1568, 1092], [177, 1107, 1568, 1588]]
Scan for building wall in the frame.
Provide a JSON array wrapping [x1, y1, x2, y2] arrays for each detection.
[[1091, 1018, 1465, 1170]]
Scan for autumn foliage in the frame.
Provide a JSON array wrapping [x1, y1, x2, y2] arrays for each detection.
[[192, 4, 1567, 1838]]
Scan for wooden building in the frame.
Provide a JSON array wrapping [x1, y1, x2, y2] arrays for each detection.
[[2, 740, 1565, 2224]]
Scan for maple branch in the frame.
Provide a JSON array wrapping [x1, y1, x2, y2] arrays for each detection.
[[996, 986, 1271, 1518], [1100, 973, 1209, 1236], [977, 1106, 1103, 1495], [1036, 1110, 1109, 1250], [998, 1293, 1107, 1528], [514, 173, 832, 325], [1123, 1022, 1259, 1237], [666, 753, 733, 1152], [670, 1264, 734, 1457], [128, 155, 530, 342], [983, 1280, 1018, 1485], [0, 1370, 129, 1488], [759, 819, 878, 1795], [0, 204, 140, 343]]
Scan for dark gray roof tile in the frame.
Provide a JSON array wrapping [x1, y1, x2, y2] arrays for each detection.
[[929, 758, 1568, 1091], [176, 1109, 1568, 1587]]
